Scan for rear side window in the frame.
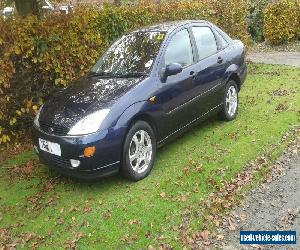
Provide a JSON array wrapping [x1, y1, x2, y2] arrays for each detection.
[[214, 25, 232, 43], [164, 29, 194, 67], [192, 27, 218, 60], [216, 31, 229, 49]]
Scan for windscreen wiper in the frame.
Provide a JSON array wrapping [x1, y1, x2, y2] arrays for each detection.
[[113, 72, 147, 78], [87, 71, 113, 78]]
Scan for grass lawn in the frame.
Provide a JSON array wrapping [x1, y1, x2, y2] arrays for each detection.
[[0, 63, 299, 249]]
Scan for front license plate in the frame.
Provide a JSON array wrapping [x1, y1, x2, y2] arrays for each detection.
[[39, 138, 61, 156]]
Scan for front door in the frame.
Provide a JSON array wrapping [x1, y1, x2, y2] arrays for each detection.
[[156, 28, 198, 137]]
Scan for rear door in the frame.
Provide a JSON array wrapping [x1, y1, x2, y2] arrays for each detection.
[[189, 25, 228, 113]]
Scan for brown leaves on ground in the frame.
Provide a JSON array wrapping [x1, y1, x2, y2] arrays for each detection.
[[0, 134, 32, 164], [182, 160, 204, 176], [275, 103, 288, 113], [65, 232, 83, 249], [83, 201, 92, 213], [8, 159, 39, 181], [184, 126, 300, 249], [0, 227, 44, 249], [0, 228, 13, 247], [184, 155, 265, 246], [279, 208, 300, 229], [148, 243, 173, 250], [270, 88, 289, 97], [102, 210, 111, 220], [159, 192, 166, 199], [128, 219, 140, 225], [120, 233, 138, 245], [26, 176, 62, 213]]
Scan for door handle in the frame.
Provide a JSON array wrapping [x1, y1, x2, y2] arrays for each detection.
[[190, 71, 197, 79], [217, 57, 223, 64]]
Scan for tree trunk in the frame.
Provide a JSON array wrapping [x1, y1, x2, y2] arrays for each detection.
[[114, 0, 121, 6], [14, 0, 39, 17]]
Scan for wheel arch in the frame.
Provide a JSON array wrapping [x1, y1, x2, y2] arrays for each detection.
[[128, 113, 158, 140], [228, 72, 241, 90]]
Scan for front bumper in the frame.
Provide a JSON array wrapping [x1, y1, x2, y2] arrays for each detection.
[[240, 63, 247, 85], [32, 125, 127, 179]]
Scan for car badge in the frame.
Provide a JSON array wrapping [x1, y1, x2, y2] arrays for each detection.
[[48, 127, 54, 134]]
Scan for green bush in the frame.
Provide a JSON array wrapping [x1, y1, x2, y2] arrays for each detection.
[[0, 0, 248, 144], [264, 0, 300, 44], [0, 8, 102, 143], [247, 0, 269, 42]]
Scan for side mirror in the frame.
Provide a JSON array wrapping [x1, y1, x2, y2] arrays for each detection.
[[161, 63, 183, 82]]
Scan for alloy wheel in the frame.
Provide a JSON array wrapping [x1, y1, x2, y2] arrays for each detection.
[[226, 86, 238, 117], [129, 130, 153, 173]]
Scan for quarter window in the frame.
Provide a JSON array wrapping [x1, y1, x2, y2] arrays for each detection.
[[164, 29, 194, 67], [192, 27, 218, 60], [216, 31, 229, 49]]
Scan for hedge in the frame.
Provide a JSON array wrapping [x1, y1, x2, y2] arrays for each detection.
[[264, 0, 300, 44], [0, 0, 248, 144], [247, 0, 269, 42]]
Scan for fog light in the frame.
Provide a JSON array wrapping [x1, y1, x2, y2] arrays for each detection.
[[70, 159, 80, 168], [84, 146, 96, 158]]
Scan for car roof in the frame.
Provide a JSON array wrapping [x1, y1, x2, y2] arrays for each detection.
[[132, 20, 210, 33]]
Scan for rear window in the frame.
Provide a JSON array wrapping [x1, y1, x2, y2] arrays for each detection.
[[215, 31, 229, 49], [192, 27, 218, 60]]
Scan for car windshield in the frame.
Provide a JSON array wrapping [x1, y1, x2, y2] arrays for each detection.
[[90, 31, 166, 77]]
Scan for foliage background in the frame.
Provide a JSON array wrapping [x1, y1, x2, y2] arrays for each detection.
[[0, 0, 248, 144], [264, 0, 300, 45], [246, 0, 269, 42]]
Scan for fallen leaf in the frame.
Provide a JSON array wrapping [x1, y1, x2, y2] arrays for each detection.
[[217, 234, 224, 240], [181, 194, 188, 202], [56, 218, 65, 225], [129, 219, 140, 225], [84, 205, 91, 213], [228, 222, 236, 231], [102, 211, 111, 220], [160, 192, 166, 198], [200, 230, 209, 241]]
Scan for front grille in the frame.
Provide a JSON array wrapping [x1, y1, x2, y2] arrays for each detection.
[[40, 152, 72, 169], [40, 121, 69, 136]]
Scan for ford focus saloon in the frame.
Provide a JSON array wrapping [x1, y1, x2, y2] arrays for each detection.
[[32, 20, 247, 181]]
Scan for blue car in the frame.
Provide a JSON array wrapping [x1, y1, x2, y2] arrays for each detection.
[[32, 20, 247, 181]]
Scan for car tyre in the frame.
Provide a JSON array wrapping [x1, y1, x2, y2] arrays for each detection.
[[219, 80, 239, 121], [121, 121, 156, 181]]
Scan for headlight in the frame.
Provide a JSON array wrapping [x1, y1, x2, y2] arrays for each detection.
[[67, 109, 110, 136], [34, 105, 43, 127]]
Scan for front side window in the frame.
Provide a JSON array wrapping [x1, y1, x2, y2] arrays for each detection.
[[164, 29, 194, 67], [192, 27, 218, 61], [91, 31, 166, 76]]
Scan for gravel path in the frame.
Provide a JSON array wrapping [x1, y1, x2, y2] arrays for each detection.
[[247, 52, 300, 67], [216, 141, 300, 249]]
